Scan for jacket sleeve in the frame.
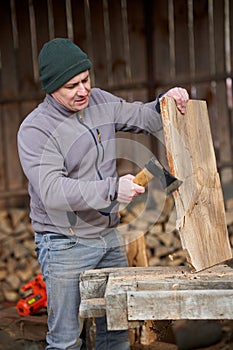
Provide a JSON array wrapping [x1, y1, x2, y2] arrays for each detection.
[[92, 88, 163, 134], [114, 100, 163, 134], [17, 122, 118, 212]]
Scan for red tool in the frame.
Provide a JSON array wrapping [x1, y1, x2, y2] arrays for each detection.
[[16, 274, 47, 316]]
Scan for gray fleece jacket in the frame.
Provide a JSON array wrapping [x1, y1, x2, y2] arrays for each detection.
[[17, 88, 163, 237]]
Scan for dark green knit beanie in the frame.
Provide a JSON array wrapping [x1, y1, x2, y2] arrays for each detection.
[[38, 38, 92, 94]]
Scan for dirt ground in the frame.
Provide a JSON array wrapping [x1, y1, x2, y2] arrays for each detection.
[[1, 302, 233, 350], [130, 320, 233, 350]]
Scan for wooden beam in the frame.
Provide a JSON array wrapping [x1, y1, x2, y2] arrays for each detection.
[[79, 264, 233, 330], [128, 289, 233, 320], [105, 277, 130, 330], [79, 298, 106, 318], [160, 98, 232, 271]]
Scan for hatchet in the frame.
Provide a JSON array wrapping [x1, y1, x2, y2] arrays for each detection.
[[133, 157, 183, 194]]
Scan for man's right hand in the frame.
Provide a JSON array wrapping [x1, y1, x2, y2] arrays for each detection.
[[117, 174, 145, 203]]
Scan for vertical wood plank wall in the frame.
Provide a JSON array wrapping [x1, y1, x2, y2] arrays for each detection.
[[0, 0, 232, 208]]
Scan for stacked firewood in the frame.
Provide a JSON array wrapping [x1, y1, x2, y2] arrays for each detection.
[[0, 209, 41, 302], [119, 187, 233, 268], [119, 190, 185, 267], [0, 188, 232, 303]]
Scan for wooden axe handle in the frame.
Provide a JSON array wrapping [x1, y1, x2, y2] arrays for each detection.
[[133, 167, 154, 187]]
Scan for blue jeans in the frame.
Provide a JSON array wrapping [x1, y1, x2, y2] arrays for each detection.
[[35, 229, 130, 350]]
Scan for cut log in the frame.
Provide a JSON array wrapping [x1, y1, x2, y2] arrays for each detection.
[[160, 98, 232, 271]]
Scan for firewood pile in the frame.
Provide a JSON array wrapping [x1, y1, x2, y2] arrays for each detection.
[[119, 190, 185, 267], [0, 188, 232, 303], [0, 209, 41, 303], [119, 187, 233, 268]]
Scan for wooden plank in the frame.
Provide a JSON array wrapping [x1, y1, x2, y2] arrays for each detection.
[[79, 264, 233, 329], [52, 0, 67, 38], [231, 0, 233, 70], [127, 0, 147, 85], [193, 0, 211, 78], [153, 1, 170, 84], [216, 80, 233, 182], [121, 230, 148, 267], [0, 105, 6, 192], [136, 278, 233, 291], [80, 264, 233, 288], [3, 103, 22, 191], [72, 0, 87, 48], [79, 298, 106, 318], [88, 0, 108, 86], [127, 289, 233, 321], [107, 0, 128, 84], [14, 0, 37, 98], [174, 0, 189, 78], [80, 272, 107, 300], [0, 0, 18, 100], [80, 270, 233, 322], [33, 0, 50, 52], [160, 98, 232, 271], [105, 274, 135, 330]]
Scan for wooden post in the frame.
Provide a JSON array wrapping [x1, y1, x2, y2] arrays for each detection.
[[160, 98, 232, 271], [121, 230, 148, 267]]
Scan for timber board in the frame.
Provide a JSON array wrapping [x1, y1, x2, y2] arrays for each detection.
[[128, 289, 233, 321], [80, 264, 233, 330], [160, 98, 232, 271]]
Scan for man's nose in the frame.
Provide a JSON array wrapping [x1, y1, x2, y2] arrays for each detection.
[[76, 83, 87, 94]]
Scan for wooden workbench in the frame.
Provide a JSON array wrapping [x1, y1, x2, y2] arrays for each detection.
[[79, 263, 233, 331]]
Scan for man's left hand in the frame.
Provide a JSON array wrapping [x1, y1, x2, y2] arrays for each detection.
[[163, 87, 189, 114]]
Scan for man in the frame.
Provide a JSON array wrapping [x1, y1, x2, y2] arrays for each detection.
[[17, 38, 189, 350]]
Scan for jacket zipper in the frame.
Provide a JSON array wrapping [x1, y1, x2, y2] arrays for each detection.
[[77, 114, 103, 180], [76, 113, 111, 225], [96, 128, 104, 162]]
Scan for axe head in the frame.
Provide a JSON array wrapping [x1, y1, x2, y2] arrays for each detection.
[[145, 157, 183, 194]]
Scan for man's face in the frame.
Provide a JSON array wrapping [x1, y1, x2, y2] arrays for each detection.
[[51, 70, 91, 112]]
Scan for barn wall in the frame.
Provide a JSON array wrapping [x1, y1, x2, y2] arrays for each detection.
[[0, 0, 232, 208]]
